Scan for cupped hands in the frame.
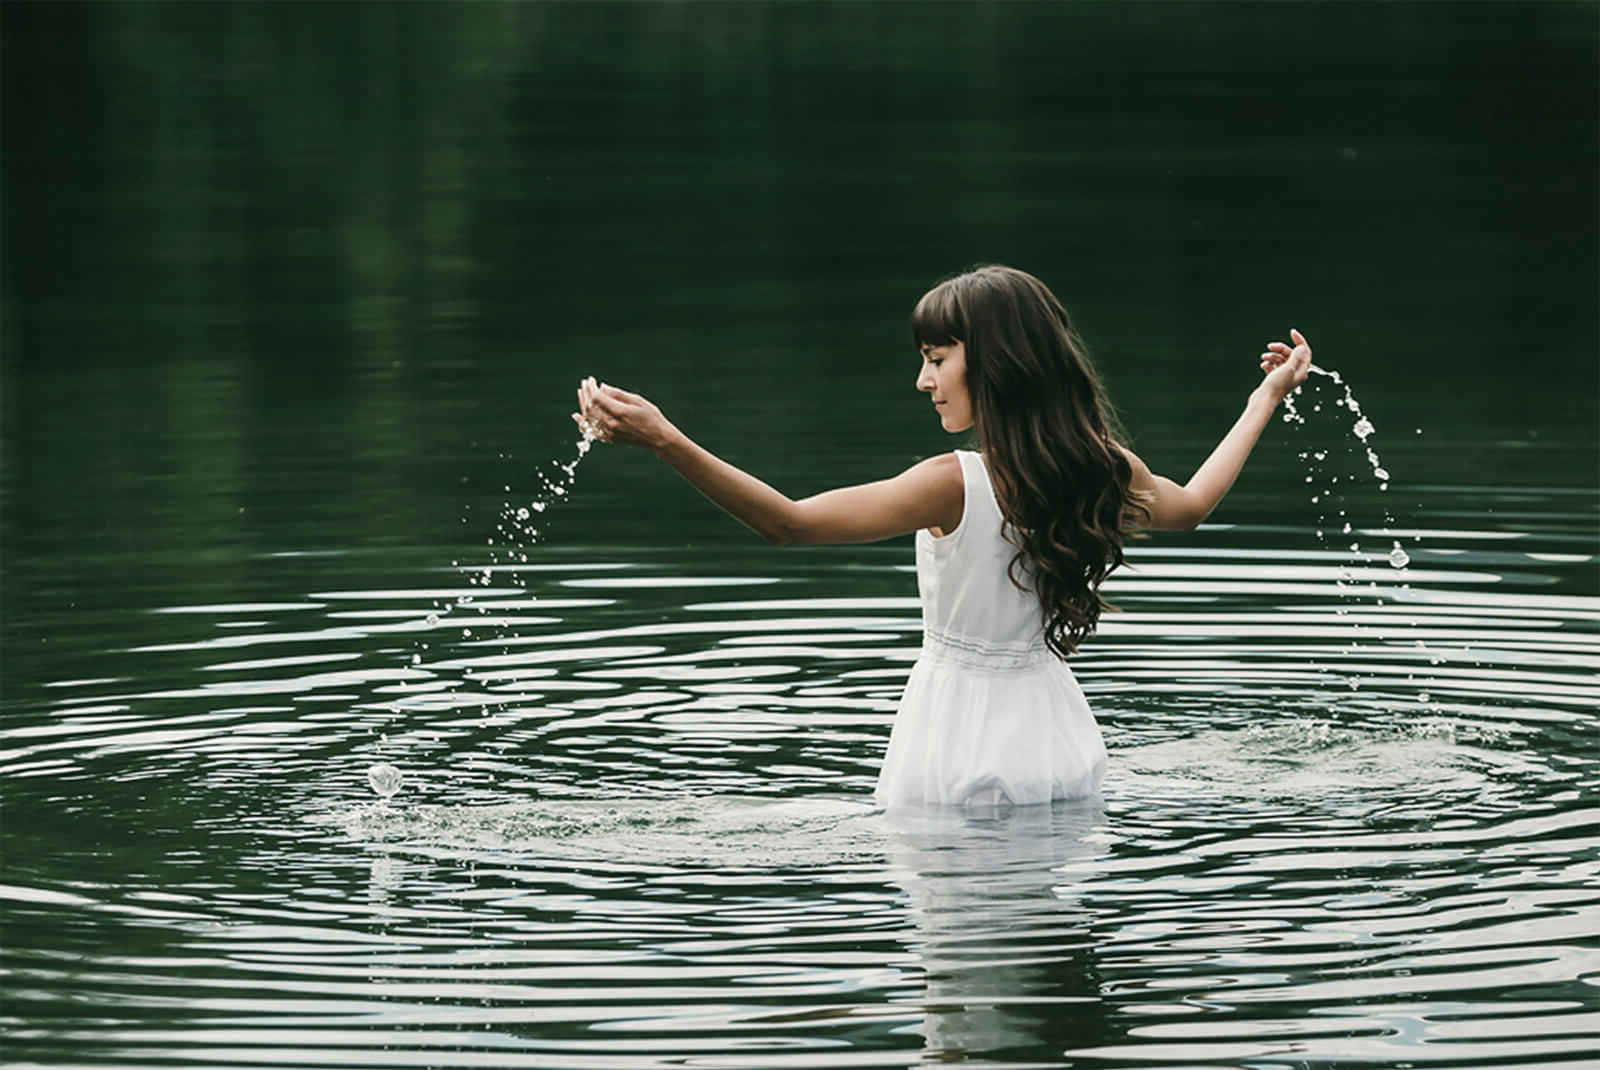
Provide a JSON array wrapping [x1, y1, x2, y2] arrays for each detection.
[[574, 377, 674, 451]]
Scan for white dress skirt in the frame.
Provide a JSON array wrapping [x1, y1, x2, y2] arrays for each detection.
[[873, 450, 1107, 810]]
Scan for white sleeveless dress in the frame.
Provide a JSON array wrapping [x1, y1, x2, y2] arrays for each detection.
[[874, 450, 1107, 810]]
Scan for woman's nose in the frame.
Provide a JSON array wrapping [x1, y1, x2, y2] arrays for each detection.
[[916, 366, 933, 392]]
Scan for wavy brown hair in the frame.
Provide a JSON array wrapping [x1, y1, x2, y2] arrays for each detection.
[[912, 265, 1148, 658]]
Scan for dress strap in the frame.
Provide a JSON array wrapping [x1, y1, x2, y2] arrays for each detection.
[[954, 449, 1009, 536]]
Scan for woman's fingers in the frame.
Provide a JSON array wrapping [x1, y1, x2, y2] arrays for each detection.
[[589, 391, 626, 419], [575, 377, 657, 446], [576, 378, 610, 440]]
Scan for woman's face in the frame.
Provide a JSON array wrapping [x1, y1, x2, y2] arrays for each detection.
[[916, 341, 974, 433]]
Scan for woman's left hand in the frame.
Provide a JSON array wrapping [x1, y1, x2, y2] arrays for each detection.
[[1258, 328, 1312, 402], [574, 377, 676, 450]]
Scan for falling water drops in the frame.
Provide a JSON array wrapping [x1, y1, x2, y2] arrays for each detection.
[[1286, 363, 1436, 699]]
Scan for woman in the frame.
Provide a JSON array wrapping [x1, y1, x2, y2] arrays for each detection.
[[575, 265, 1311, 808]]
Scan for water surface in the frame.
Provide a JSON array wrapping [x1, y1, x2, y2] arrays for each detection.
[[3, 3, 1596, 1067]]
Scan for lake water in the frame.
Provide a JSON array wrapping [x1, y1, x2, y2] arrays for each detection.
[[3, 4, 1596, 1067]]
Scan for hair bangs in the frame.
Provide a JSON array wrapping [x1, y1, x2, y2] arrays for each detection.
[[910, 278, 967, 349]]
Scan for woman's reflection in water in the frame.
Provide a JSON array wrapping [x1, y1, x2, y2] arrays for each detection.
[[884, 799, 1112, 1062]]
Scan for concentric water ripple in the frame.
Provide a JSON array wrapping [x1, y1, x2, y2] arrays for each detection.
[[3, 501, 1597, 1068]]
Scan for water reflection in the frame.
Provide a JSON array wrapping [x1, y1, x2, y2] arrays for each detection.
[[884, 802, 1109, 1061]]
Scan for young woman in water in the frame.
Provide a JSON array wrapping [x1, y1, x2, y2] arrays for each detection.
[[574, 265, 1311, 809]]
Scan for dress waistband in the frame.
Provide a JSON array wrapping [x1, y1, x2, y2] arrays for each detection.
[[920, 625, 1055, 673]]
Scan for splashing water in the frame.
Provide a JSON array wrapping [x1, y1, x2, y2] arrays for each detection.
[[367, 762, 402, 802], [1388, 541, 1410, 569], [1283, 365, 1392, 492], [402, 424, 600, 714], [1282, 364, 1439, 697], [481, 427, 598, 584]]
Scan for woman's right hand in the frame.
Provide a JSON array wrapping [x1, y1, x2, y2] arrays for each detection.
[[574, 376, 676, 451], [1257, 328, 1312, 403]]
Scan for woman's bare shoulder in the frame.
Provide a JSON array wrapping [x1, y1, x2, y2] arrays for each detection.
[[902, 450, 964, 488]]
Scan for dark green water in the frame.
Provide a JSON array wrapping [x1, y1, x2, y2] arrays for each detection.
[[3, 4, 1597, 1067]]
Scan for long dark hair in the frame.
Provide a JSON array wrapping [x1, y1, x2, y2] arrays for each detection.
[[911, 265, 1148, 658]]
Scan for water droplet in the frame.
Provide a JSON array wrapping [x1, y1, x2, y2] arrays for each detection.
[[1374, 467, 1390, 481], [462, 628, 473, 638], [410, 653, 421, 665], [1418, 691, 1430, 703], [1353, 416, 1375, 440], [1388, 543, 1410, 568], [516, 507, 530, 521], [368, 763, 401, 800], [1349, 542, 1360, 552], [425, 613, 439, 626], [1342, 522, 1352, 534]]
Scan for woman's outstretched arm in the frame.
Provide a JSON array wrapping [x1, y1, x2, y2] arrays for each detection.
[[1122, 329, 1313, 531], [575, 378, 963, 545]]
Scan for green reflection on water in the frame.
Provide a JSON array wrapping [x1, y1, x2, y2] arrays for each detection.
[[1, 4, 1596, 1066]]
